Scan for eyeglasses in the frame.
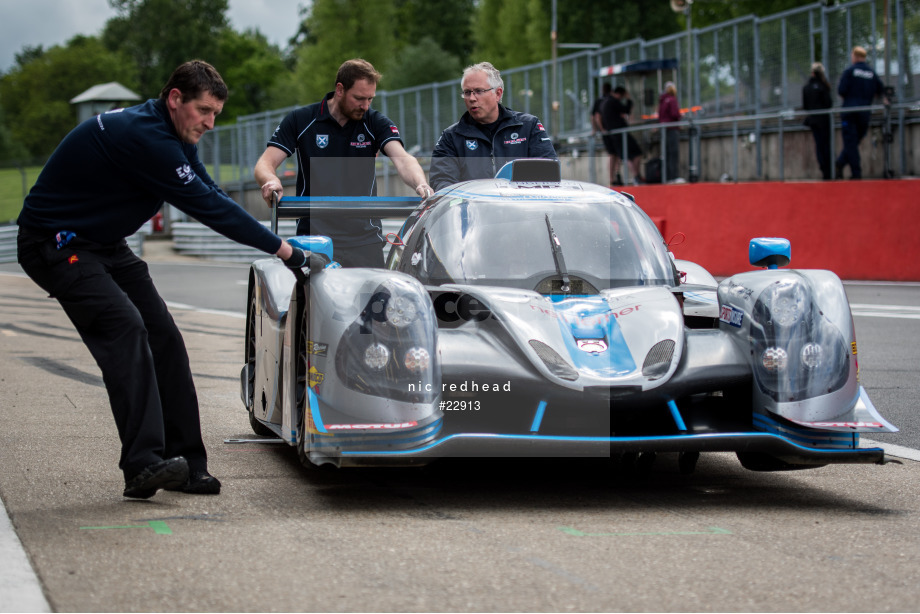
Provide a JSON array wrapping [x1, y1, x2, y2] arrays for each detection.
[[460, 87, 494, 99]]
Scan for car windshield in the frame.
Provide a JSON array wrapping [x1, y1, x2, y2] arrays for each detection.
[[400, 196, 677, 292]]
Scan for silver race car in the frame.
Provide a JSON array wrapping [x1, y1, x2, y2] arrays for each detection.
[[241, 160, 896, 472]]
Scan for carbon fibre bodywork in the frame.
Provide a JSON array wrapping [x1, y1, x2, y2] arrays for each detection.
[[241, 167, 895, 471]]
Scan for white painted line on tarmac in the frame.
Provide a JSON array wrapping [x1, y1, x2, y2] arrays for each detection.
[[862, 438, 920, 463], [850, 304, 920, 319], [165, 301, 245, 319], [0, 499, 51, 613]]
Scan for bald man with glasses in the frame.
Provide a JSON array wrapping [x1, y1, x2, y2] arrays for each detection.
[[429, 62, 557, 191]]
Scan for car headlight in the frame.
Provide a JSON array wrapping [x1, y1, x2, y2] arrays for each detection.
[[751, 276, 848, 401], [364, 343, 390, 370], [386, 295, 418, 327], [335, 280, 440, 402]]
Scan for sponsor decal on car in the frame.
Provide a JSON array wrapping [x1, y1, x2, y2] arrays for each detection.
[[308, 366, 325, 387], [307, 341, 328, 357], [719, 305, 744, 327]]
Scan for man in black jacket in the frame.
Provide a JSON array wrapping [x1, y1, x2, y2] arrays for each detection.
[[429, 62, 557, 191], [835, 46, 886, 179], [17, 60, 307, 499]]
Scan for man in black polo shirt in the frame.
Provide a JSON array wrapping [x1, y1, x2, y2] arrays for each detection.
[[17, 60, 308, 499], [255, 59, 432, 267]]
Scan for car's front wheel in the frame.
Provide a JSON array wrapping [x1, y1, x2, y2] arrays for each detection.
[[245, 289, 274, 437]]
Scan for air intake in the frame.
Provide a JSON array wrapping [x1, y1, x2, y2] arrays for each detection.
[[529, 339, 579, 381], [642, 339, 676, 379]]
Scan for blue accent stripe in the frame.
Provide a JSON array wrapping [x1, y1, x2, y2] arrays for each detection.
[[530, 401, 548, 433], [752, 413, 859, 448], [282, 196, 420, 203], [308, 388, 327, 433], [340, 431, 885, 457], [667, 400, 687, 431]]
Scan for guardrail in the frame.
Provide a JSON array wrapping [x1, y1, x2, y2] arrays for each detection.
[[171, 219, 406, 262]]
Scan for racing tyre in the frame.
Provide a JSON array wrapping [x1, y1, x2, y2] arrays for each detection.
[[245, 290, 274, 437], [294, 297, 327, 471]]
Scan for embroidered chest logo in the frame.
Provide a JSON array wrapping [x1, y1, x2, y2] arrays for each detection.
[[465, 139, 478, 151], [504, 132, 527, 146], [316, 134, 329, 148], [175, 164, 196, 184], [350, 133, 372, 148]]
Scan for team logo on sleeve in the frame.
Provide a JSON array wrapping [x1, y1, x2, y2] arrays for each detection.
[[390, 126, 399, 135], [537, 123, 546, 132], [316, 134, 329, 148], [175, 164, 196, 184], [466, 140, 478, 151]]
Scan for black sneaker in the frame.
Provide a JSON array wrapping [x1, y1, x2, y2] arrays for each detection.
[[166, 470, 221, 495], [835, 162, 845, 179], [123, 457, 189, 499]]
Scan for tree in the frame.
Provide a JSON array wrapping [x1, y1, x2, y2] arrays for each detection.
[[0, 36, 137, 158], [385, 37, 463, 90], [392, 0, 475, 65], [291, 0, 398, 103], [474, 0, 550, 68], [214, 28, 288, 120], [102, 0, 230, 98]]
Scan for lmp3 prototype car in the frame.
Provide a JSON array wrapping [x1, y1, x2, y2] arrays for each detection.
[[241, 159, 896, 472]]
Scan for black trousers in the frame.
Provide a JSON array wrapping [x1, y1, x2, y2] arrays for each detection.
[[809, 121, 832, 180], [836, 111, 870, 179], [17, 228, 207, 479]]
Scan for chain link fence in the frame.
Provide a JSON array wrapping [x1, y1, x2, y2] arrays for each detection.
[[196, 0, 917, 187]]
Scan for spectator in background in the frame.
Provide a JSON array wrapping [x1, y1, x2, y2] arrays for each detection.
[[802, 62, 833, 180], [835, 46, 886, 179], [657, 81, 681, 182], [591, 82, 612, 137], [602, 86, 643, 186]]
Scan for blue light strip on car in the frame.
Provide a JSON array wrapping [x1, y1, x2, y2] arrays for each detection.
[[667, 400, 687, 432], [340, 431, 884, 456], [530, 401, 548, 433]]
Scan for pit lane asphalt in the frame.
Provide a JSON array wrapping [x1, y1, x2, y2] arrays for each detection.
[[1, 250, 919, 612]]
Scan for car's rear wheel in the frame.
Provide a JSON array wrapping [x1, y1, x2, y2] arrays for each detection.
[[245, 289, 274, 437]]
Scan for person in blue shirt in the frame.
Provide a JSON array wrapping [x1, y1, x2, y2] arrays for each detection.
[[835, 46, 886, 179], [17, 60, 309, 499]]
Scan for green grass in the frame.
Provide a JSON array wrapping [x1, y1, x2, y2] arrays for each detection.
[[0, 166, 42, 224]]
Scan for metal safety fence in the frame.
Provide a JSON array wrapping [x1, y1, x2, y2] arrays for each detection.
[[199, 0, 919, 190]]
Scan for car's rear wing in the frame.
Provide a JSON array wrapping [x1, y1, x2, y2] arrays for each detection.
[[270, 195, 422, 234]]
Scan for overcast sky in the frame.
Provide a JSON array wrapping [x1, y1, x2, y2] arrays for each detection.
[[0, 0, 307, 73]]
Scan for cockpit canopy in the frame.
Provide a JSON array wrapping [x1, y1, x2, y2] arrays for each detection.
[[391, 184, 679, 294]]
